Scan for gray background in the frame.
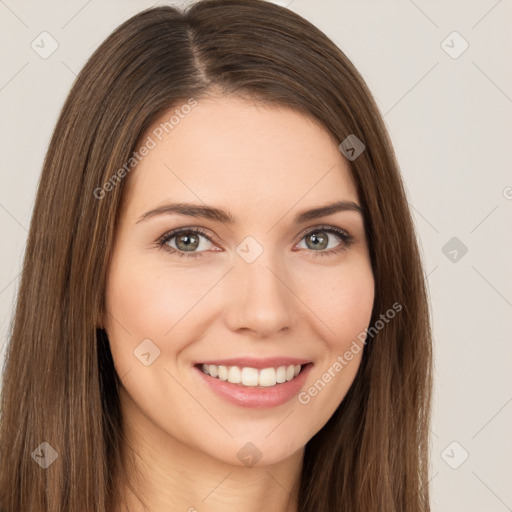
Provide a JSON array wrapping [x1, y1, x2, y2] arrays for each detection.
[[1, 0, 511, 510]]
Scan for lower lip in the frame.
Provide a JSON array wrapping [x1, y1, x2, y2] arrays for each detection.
[[194, 363, 313, 409]]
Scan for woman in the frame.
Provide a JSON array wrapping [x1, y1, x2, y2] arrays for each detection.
[[0, 1, 432, 510]]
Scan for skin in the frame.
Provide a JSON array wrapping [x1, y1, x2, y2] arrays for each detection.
[[104, 94, 375, 512]]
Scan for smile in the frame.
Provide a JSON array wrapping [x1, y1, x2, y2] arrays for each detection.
[[199, 363, 304, 387]]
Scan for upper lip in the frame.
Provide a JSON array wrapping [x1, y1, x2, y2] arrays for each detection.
[[195, 357, 312, 370]]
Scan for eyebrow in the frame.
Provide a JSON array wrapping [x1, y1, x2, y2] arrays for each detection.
[[136, 200, 363, 225]]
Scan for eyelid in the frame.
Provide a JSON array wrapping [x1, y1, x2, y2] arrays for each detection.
[[155, 226, 219, 251], [295, 223, 351, 242]]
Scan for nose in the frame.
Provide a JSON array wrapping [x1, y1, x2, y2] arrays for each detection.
[[223, 254, 296, 338]]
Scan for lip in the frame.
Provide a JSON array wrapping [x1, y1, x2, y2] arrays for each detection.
[[193, 362, 314, 409], [195, 356, 311, 370]]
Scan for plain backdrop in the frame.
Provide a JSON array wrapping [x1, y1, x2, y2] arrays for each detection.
[[1, 1, 511, 510]]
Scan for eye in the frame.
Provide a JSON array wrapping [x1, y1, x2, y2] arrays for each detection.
[[296, 225, 354, 257], [156, 227, 216, 258]]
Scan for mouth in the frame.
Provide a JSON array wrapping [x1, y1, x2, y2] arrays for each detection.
[[194, 362, 312, 388]]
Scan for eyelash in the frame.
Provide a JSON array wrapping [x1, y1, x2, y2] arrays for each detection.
[[155, 225, 355, 259]]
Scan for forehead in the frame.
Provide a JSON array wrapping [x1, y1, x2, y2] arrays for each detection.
[[122, 95, 358, 221]]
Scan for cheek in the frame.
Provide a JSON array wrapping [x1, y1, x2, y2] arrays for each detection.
[[103, 254, 229, 385], [292, 260, 374, 430], [327, 278, 375, 346], [106, 268, 167, 340], [294, 257, 375, 346], [103, 256, 179, 379], [103, 258, 211, 429], [105, 257, 216, 340]]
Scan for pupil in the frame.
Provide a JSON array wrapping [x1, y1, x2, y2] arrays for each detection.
[[309, 232, 327, 250], [178, 234, 197, 251]]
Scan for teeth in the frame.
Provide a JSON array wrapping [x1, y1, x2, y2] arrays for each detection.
[[258, 367, 276, 387], [228, 366, 241, 384], [200, 363, 304, 387], [218, 365, 228, 380], [241, 367, 259, 386], [276, 366, 287, 383]]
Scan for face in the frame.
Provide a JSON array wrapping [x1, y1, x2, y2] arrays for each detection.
[[104, 95, 374, 467]]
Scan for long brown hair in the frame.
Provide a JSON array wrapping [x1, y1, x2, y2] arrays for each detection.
[[0, 1, 432, 510]]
